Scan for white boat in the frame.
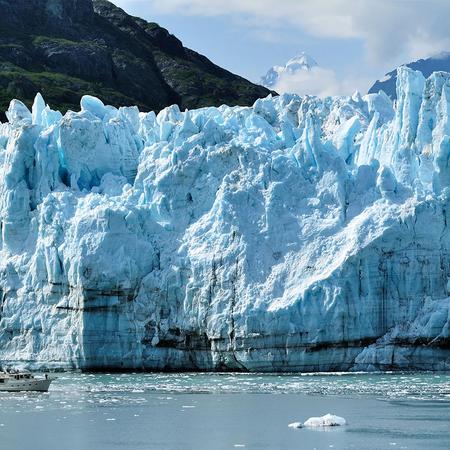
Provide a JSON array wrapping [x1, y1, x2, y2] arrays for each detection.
[[0, 371, 56, 392]]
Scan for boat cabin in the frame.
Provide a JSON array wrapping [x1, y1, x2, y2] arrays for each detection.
[[0, 372, 33, 382], [11, 373, 32, 380]]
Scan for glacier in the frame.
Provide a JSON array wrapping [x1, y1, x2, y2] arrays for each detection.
[[0, 66, 449, 372]]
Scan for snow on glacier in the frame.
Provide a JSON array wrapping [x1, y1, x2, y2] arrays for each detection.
[[0, 66, 449, 371]]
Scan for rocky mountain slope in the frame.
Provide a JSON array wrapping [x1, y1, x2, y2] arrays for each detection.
[[0, 66, 449, 371], [369, 52, 450, 99], [0, 0, 271, 118]]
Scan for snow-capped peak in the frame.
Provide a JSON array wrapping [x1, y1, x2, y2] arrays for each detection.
[[261, 52, 318, 88], [284, 53, 318, 72]]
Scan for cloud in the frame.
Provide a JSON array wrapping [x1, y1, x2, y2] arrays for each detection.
[[272, 67, 370, 97], [115, 0, 450, 65]]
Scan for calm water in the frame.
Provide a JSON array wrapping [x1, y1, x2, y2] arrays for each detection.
[[0, 372, 449, 450]]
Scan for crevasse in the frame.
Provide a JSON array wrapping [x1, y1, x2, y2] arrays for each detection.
[[0, 66, 449, 371]]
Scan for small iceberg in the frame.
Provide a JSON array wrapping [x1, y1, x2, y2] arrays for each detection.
[[288, 422, 303, 429], [303, 414, 346, 427]]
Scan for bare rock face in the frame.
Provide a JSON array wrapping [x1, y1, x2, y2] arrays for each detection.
[[44, 0, 94, 23], [0, 0, 94, 28]]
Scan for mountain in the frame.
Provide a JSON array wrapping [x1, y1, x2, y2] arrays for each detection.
[[0, 0, 271, 118], [0, 67, 449, 372], [261, 52, 318, 88], [369, 52, 450, 99]]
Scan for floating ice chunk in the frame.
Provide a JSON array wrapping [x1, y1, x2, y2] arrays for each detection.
[[303, 414, 346, 427], [81, 95, 107, 119], [288, 422, 303, 429]]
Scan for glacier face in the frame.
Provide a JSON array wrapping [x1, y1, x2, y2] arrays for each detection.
[[0, 67, 449, 372]]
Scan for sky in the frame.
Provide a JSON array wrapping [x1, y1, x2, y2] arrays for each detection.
[[113, 0, 450, 97]]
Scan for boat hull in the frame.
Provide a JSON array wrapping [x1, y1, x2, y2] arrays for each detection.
[[0, 379, 53, 392]]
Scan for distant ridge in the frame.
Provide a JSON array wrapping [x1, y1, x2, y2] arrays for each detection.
[[0, 0, 272, 117], [369, 52, 450, 99]]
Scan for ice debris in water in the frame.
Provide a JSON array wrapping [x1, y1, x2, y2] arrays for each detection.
[[303, 414, 347, 427], [288, 413, 346, 428], [0, 67, 450, 372]]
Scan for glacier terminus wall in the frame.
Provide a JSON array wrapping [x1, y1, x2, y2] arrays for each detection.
[[0, 66, 449, 371]]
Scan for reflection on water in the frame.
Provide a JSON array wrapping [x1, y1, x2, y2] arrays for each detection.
[[0, 372, 449, 450]]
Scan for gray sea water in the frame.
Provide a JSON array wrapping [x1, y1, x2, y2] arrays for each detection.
[[0, 372, 449, 450]]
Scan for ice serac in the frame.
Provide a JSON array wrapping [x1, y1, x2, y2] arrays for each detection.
[[0, 66, 449, 372]]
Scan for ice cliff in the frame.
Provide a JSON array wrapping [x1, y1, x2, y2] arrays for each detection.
[[0, 66, 449, 372]]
